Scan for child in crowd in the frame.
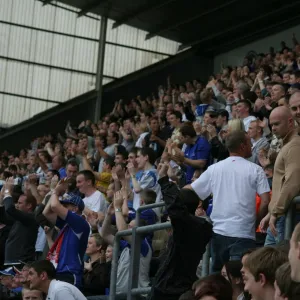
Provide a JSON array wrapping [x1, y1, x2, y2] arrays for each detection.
[[241, 247, 288, 300], [274, 262, 300, 300]]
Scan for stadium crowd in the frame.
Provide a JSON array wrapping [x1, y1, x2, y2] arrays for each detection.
[[1, 35, 300, 300]]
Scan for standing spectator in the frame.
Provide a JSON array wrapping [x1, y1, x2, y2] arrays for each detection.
[[262, 107, 300, 245], [148, 163, 212, 300], [236, 100, 256, 131], [216, 109, 229, 130], [190, 131, 270, 272], [66, 160, 79, 178], [100, 192, 152, 295], [144, 117, 168, 159], [76, 170, 107, 217], [52, 155, 67, 179], [289, 91, 300, 126], [248, 120, 270, 165], [0, 178, 38, 264], [42, 181, 90, 288], [127, 147, 162, 212], [241, 247, 288, 300], [96, 132, 118, 173], [174, 124, 211, 184], [28, 260, 86, 300], [169, 111, 183, 145]]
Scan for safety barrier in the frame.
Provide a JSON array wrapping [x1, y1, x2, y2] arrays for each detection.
[[284, 196, 300, 240], [109, 202, 211, 300]]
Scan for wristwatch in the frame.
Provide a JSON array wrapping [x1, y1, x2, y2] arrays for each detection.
[[115, 208, 122, 213]]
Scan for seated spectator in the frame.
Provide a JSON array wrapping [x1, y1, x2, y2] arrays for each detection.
[[42, 181, 90, 288], [221, 260, 248, 300], [22, 288, 43, 300], [241, 247, 288, 300], [83, 233, 110, 296], [28, 260, 86, 300], [192, 274, 233, 300], [289, 223, 300, 282], [0, 178, 38, 264], [148, 163, 212, 300], [274, 262, 300, 300]]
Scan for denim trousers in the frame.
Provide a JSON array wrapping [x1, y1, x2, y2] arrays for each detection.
[[264, 216, 285, 246], [211, 232, 256, 273]]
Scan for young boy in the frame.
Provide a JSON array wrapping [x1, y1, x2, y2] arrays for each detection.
[[274, 262, 300, 300], [241, 247, 288, 300]]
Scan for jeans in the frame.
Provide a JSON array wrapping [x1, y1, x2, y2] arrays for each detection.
[[264, 216, 285, 246], [264, 214, 300, 246], [211, 232, 256, 273]]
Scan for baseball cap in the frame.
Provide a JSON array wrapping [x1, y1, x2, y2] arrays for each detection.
[[60, 193, 85, 211], [0, 267, 15, 276]]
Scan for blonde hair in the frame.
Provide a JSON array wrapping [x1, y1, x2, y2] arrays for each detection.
[[228, 119, 245, 132]]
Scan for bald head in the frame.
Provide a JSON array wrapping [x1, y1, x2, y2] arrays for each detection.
[[270, 106, 293, 119], [269, 106, 294, 138], [289, 91, 300, 125]]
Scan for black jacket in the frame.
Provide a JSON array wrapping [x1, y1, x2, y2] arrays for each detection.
[[1, 197, 38, 263], [83, 260, 110, 296], [149, 177, 213, 300]]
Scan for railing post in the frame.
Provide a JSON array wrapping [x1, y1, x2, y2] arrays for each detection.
[[109, 234, 121, 300], [127, 227, 141, 300], [284, 204, 294, 240], [201, 242, 211, 277]]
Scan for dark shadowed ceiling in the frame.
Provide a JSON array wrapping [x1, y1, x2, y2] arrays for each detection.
[[42, 0, 300, 54]]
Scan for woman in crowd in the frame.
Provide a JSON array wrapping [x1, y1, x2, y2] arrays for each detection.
[[83, 233, 110, 297], [221, 260, 249, 300]]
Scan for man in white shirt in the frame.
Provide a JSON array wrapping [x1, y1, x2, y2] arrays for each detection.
[[236, 100, 256, 131], [76, 170, 107, 218], [27, 260, 87, 300], [190, 131, 270, 273]]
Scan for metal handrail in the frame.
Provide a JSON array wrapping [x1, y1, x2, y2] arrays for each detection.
[[284, 196, 300, 239], [109, 202, 211, 300]]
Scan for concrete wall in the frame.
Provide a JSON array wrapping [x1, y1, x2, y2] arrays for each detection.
[[214, 24, 300, 72]]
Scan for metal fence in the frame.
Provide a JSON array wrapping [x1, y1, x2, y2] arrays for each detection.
[[109, 202, 211, 300], [284, 196, 300, 240]]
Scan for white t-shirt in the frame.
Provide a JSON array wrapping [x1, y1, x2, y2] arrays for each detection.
[[47, 280, 87, 300], [83, 190, 107, 214], [191, 156, 270, 240], [243, 116, 256, 132]]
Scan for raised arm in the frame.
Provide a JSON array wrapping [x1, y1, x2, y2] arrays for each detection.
[[99, 204, 115, 246]]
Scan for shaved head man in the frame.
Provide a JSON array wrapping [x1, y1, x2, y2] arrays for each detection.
[[264, 106, 300, 246], [289, 91, 300, 126], [269, 106, 295, 139]]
